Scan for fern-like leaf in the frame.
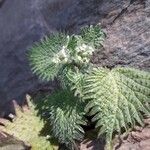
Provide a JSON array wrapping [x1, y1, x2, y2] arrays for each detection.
[[83, 67, 150, 148], [0, 95, 54, 150], [80, 25, 105, 49], [36, 90, 86, 149], [58, 66, 87, 98], [66, 69, 85, 98], [28, 26, 105, 82], [28, 33, 68, 81]]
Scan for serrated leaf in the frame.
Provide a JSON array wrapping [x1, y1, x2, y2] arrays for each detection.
[[83, 67, 150, 148], [36, 90, 86, 149], [28, 33, 68, 81], [80, 25, 105, 49]]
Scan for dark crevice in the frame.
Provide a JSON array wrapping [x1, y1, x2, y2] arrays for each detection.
[[111, 1, 131, 24], [111, 0, 142, 24], [111, 8, 128, 24], [0, 0, 6, 8]]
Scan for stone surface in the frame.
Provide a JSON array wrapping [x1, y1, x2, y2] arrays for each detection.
[[92, 0, 150, 71], [114, 119, 150, 150], [0, 132, 30, 150], [79, 118, 150, 150], [0, 0, 149, 113], [0, 0, 60, 113]]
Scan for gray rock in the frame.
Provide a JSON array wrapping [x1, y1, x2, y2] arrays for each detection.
[[0, 132, 30, 150], [0, 0, 149, 113], [92, 0, 150, 71], [0, 0, 59, 112]]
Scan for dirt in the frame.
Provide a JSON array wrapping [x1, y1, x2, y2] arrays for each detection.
[[79, 118, 150, 150]]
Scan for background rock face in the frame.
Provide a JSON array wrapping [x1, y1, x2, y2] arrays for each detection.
[[93, 0, 150, 70], [0, 0, 58, 110], [0, 0, 149, 112]]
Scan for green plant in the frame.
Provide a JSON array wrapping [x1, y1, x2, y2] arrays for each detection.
[[35, 90, 86, 149], [29, 25, 150, 150], [83, 67, 150, 149], [0, 95, 54, 150]]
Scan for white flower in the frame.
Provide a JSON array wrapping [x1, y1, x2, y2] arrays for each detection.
[[52, 56, 61, 64], [74, 43, 94, 64], [76, 44, 94, 54], [52, 46, 69, 64]]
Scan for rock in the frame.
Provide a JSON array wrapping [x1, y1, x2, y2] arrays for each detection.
[[0, 132, 30, 150], [114, 118, 150, 150], [0, 0, 149, 114], [0, 0, 60, 113], [0, 0, 5, 6], [80, 118, 150, 150], [79, 138, 105, 150], [61, 0, 131, 32], [139, 139, 150, 150], [92, 0, 150, 71]]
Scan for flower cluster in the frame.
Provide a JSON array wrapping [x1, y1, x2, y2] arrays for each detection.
[[52, 46, 69, 64], [52, 40, 95, 66], [74, 43, 94, 64]]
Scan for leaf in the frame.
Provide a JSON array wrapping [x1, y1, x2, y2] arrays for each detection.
[[80, 25, 105, 49], [36, 90, 86, 149], [66, 69, 85, 98], [28, 33, 68, 81], [28, 26, 104, 82], [83, 67, 150, 148]]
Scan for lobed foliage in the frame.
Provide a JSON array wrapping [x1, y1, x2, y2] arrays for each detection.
[[28, 25, 104, 82], [35, 90, 86, 149], [28, 25, 150, 150], [80, 25, 105, 48], [83, 67, 150, 149], [28, 33, 68, 81]]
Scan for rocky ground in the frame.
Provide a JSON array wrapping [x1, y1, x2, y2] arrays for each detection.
[[79, 118, 150, 150], [0, 132, 30, 150], [0, 0, 150, 149]]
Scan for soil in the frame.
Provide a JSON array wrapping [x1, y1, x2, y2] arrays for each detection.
[[79, 118, 150, 150]]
